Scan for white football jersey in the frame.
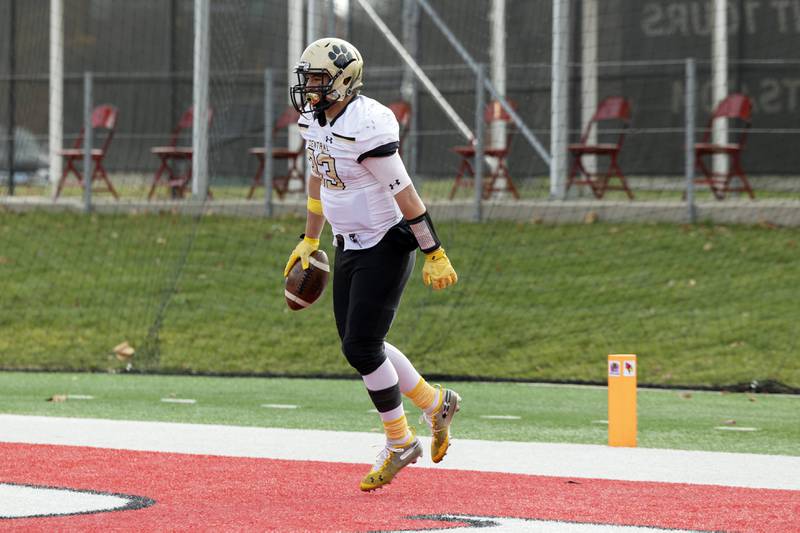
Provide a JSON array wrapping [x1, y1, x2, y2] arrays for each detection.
[[299, 95, 408, 250]]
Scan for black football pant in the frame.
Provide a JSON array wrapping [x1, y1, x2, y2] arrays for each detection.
[[333, 223, 417, 377]]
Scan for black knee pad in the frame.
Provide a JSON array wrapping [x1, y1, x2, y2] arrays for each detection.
[[367, 384, 402, 413], [341, 337, 385, 376]]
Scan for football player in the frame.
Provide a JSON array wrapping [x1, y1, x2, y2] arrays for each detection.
[[283, 37, 461, 492]]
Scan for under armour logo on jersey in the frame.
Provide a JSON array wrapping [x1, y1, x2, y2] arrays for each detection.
[[325, 136, 333, 144], [388, 179, 401, 190]]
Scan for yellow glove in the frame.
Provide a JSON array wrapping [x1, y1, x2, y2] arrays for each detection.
[[283, 236, 319, 277], [422, 247, 458, 290]]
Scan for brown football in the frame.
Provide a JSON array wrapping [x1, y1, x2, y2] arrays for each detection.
[[284, 250, 330, 310]]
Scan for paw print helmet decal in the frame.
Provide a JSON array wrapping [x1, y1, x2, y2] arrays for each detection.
[[290, 38, 364, 116]]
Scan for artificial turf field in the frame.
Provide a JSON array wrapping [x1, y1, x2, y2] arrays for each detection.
[[1, 372, 799, 531]]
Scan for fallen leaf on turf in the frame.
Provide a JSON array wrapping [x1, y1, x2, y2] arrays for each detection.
[[583, 211, 598, 224], [113, 341, 135, 361], [723, 419, 736, 425], [679, 392, 692, 399], [47, 394, 67, 402]]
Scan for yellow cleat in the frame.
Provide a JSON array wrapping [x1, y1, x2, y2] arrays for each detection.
[[424, 387, 461, 464], [359, 435, 423, 492]]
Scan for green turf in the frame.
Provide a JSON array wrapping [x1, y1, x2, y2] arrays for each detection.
[[1, 372, 797, 456], [2, 210, 799, 389]]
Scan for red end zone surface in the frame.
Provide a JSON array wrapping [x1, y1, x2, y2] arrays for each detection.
[[2, 442, 799, 532]]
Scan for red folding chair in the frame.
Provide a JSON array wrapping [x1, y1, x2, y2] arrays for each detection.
[[694, 93, 755, 200], [449, 100, 520, 200], [387, 100, 411, 155], [148, 106, 214, 200], [567, 96, 633, 199], [56, 104, 119, 199], [247, 107, 304, 200]]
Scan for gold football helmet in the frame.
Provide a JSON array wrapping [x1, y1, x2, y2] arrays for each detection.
[[290, 38, 364, 117]]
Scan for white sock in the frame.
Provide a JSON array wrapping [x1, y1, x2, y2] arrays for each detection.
[[361, 358, 399, 394], [361, 359, 411, 445], [385, 342, 441, 413], [384, 342, 422, 393]]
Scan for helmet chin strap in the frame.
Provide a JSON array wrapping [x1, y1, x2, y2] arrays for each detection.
[[314, 107, 327, 127]]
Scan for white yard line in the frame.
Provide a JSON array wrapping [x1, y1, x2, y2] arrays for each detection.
[[1, 415, 798, 491]]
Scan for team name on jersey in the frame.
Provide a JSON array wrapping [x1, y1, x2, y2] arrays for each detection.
[[306, 139, 330, 153]]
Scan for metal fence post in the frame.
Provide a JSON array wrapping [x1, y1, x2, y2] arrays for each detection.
[[474, 64, 485, 222], [263, 68, 274, 217], [401, 0, 420, 180], [82, 71, 93, 213], [550, 0, 570, 199], [192, 0, 210, 200], [685, 58, 697, 224], [6, 0, 16, 196], [416, 0, 550, 168]]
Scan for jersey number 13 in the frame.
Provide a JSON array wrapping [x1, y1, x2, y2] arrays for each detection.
[[307, 149, 345, 190]]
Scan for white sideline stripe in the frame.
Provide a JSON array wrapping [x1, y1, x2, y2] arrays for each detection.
[[160, 398, 196, 404], [261, 404, 299, 409], [308, 256, 329, 272], [284, 290, 310, 308], [0, 415, 798, 491], [66, 394, 94, 400], [714, 426, 759, 432], [480, 415, 521, 420]]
